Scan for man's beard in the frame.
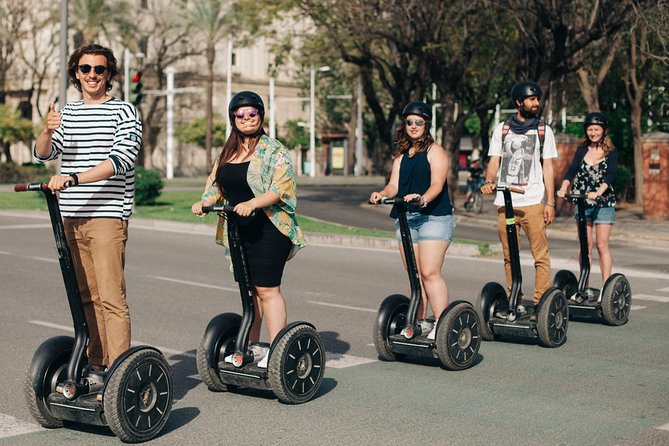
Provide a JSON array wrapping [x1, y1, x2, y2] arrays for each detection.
[[519, 106, 538, 119]]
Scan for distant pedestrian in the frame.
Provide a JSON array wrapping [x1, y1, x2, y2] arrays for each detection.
[[557, 112, 618, 284], [480, 81, 558, 311], [369, 101, 455, 340], [34, 43, 141, 371], [191, 91, 307, 368]]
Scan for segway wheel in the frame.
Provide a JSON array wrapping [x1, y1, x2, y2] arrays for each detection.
[[476, 283, 507, 341], [553, 270, 578, 301], [268, 324, 325, 404], [473, 193, 484, 214], [372, 294, 410, 361], [24, 337, 72, 428], [435, 303, 481, 371], [105, 349, 173, 443], [196, 313, 241, 392], [600, 274, 632, 326], [536, 288, 569, 348]]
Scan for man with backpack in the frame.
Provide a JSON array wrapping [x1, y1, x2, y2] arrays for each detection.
[[481, 81, 558, 311]]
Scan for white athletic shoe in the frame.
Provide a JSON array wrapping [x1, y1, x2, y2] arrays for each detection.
[[257, 353, 269, 369], [427, 324, 437, 340]]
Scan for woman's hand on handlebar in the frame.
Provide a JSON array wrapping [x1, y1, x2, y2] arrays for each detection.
[[192, 200, 214, 216], [556, 189, 567, 199], [234, 200, 256, 217], [403, 193, 421, 204]]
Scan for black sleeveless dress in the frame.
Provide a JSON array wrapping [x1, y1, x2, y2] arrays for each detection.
[[217, 161, 292, 287]]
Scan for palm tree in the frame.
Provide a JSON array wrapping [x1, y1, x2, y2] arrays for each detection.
[[69, 0, 133, 46], [184, 0, 230, 169]]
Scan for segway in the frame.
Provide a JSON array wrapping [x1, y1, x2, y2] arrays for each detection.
[[15, 183, 173, 443], [553, 193, 632, 325], [370, 197, 481, 370], [196, 204, 325, 404], [476, 186, 569, 348]]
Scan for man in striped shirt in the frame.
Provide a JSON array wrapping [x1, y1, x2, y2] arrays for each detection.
[[34, 43, 141, 372]]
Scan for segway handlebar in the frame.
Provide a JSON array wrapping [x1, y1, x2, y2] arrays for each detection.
[[202, 204, 255, 216], [494, 185, 525, 195], [368, 196, 421, 206], [563, 193, 585, 200], [14, 182, 49, 192]]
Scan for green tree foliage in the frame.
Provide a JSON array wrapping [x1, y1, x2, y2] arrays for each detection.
[[0, 104, 34, 145], [134, 166, 163, 205], [276, 119, 309, 150], [175, 115, 227, 149]]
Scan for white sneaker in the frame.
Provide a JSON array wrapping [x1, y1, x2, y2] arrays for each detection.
[[517, 304, 527, 314], [250, 344, 269, 361], [427, 324, 437, 340], [257, 353, 268, 369]]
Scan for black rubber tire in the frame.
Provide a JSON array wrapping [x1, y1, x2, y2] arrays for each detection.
[[435, 303, 481, 371], [268, 324, 325, 404], [24, 351, 70, 428], [196, 333, 235, 392], [476, 283, 507, 341], [553, 269, 578, 300], [601, 274, 632, 326], [105, 349, 173, 443], [472, 193, 484, 214], [536, 288, 569, 348], [372, 294, 409, 361]]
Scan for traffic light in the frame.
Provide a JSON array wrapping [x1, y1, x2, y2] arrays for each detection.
[[130, 71, 143, 106]]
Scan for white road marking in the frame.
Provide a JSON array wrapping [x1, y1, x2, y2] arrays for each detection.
[[150, 276, 238, 293], [326, 353, 377, 368], [30, 256, 57, 263], [658, 287, 669, 292], [633, 294, 669, 303], [657, 421, 669, 431], [29, 320, 193, 357], [308, 300, 376, 313], [0, 413, 42, 439], [630, 305, 646, 311], [0, 224, 51, 230]]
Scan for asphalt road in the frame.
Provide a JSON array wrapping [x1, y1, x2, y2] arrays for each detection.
[[1, 211, 669, 445]]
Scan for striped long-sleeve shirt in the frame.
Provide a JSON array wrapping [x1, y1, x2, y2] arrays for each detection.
[[34, 98, 142, 219]]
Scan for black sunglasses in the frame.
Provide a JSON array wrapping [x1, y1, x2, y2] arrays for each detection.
[[405, 119, 425, 127], [78, 64, 108, 75]]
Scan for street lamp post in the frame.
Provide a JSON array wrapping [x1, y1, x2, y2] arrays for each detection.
[[309, 65, 330, 177]]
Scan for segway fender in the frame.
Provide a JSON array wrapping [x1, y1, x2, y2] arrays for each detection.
[[478, 283, 507, 317], [102, 345, 165, 395], [436, 299, 476, 328], [376, 294, 410, 328], [28, 336, 74, 397], [269, 320, 316, 358], [201, 313, 242, 368], [534, 286, 563, 314]]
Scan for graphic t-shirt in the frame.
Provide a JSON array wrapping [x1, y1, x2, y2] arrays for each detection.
[[488, 121, 558, 207]]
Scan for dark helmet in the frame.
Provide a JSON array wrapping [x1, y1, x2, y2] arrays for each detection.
[[511, 81, 542, 105], [583, 112, 607, 130], [401, 101, 432, 121], [228, 91, 265, 118]]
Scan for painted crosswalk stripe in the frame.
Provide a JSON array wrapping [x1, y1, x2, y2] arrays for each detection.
[[633, 294, 669, 303], [308, 301, 377, 313], [150, 275, 238, 293], [656, 421, 669, 431], [0, 413, 42, 439], [29, 320, 193, 358]]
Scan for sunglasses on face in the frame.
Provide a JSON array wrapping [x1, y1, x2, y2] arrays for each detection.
[[234, 109, 259, 119], [78, 64, 108, 75], [405, 119, 425, 127]]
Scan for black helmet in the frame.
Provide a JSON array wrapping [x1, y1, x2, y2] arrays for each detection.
[[401, 101, 432, 121], [583, 112, 607, 130], [228, 91, 265, 118], [511, 81, 542, 105]]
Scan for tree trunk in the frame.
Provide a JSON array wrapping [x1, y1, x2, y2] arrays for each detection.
[[629, 97, 644, 206], [3, 141, 13, 163]]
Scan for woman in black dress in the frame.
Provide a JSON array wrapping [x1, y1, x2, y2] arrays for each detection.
[[192, 91, 307, 368]]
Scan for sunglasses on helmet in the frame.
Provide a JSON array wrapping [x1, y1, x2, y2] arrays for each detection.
[[78, 64, 108, 75]]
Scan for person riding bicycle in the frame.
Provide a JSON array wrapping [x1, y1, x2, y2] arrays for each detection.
[[464, 153, 484, 207]]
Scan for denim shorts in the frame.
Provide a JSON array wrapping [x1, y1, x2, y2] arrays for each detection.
[[395, 213, 456, 242], [574, 206, 615, 224]]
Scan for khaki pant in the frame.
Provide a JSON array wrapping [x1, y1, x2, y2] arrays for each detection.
[[64, 218, 130, 366], [496, 203, 551, 304]]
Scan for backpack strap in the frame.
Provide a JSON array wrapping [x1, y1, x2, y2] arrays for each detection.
[[537, 121, 545, 156], [501, 122, 510, 146]]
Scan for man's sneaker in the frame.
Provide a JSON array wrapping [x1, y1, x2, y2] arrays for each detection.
[[427, 324, 437, 340], [257, 353, 269, 369], [250, 344, 269, 362], [516, 304, 527, 314]]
